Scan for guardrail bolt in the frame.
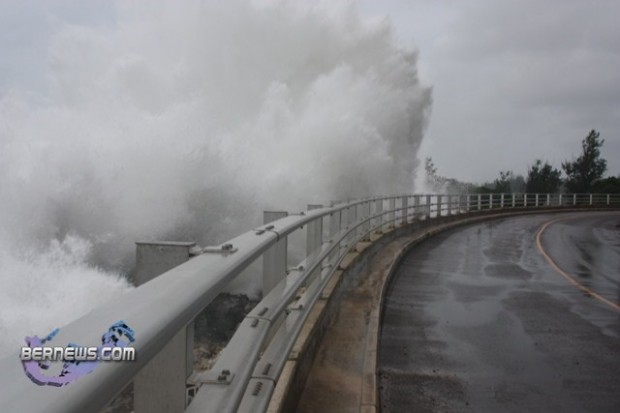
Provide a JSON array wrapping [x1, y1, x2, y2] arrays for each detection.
[[252, 382, 264, 396]]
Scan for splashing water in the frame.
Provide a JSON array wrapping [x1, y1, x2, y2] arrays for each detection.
[[0, 0, 432, 357]]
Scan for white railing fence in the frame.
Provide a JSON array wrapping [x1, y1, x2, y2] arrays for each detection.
[[0, 193, 618, 413]]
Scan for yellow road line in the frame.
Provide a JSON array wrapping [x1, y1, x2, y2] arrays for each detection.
[[535, 215, 620, 311]]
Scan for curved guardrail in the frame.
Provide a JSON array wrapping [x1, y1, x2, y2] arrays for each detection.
[[0, 193, 618, 413]]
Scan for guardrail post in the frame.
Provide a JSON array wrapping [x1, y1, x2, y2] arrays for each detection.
[[388, 197, 396, 227], [590, 194, 593, 205], [358, 201, 367, 239], [607, 194, 611, 205], [535, 193, 539, 207], [500, 193, 505, 208], [489, 194, 493, 209], [414, 195, 421, 219], [365, 201, 372, 238], [512, 194, 516, 208], [134, 241, 197, 413], [329, 208, 342, 264], [559, 194, 563, 206], [477, 194, 482, 210], [374, 199, 384, 232], [263, 211, 288, 295], [436, 195, 442, 217], [446, 194, 451, 215], [425, 195, 432, 218], [306, 205, 323, 258], [573, 194, 577, 206], [401, 196, 408, 225], [348, 203, 357, 242], [355, 202, 363, 238], [524, 193, 528, 207]]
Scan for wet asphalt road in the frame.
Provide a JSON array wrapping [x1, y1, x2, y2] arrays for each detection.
[[378, 212, 620, 413]]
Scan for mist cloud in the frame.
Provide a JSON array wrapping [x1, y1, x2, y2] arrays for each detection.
[[0, 0, 431, 356]]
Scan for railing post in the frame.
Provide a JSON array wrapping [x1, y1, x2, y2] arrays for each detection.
[[263, 211, 288, 294], [524, 193, 528, 207], [348, 203, 357, 243], [401, 196, 408, 225], [329, 208, 341, 264], [436, 195, 442, 217], [573, 194, 577, 206], [446, 194, 451, 216], [590, 194, 593, 205], [489, 194, 493, 209], [607, 194, 611, 205], [365, 201, 372, 238], [546, 194, 551, 206], [306, 205, 323, 258], [388, 197, 396, 228], [535, 193, 539, 207], [477, 194, 482, 211], [374, 199, 384, 232], [426, 195, 432, 218], [512, 193, 516, 208], [559, 194, 563, 206], [500, 193, 505, 208], [133, 241, 197, 413]]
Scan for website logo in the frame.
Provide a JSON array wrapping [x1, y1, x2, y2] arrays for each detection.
[[20, 320, 136, 387]]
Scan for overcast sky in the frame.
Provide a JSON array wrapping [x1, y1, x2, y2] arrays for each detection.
[[1, 0, 618, 183], [360, 0, 620, 182]]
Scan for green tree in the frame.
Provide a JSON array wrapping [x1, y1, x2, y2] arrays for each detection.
[[509, 174, 526, 193], [592, 176, 620, 194], [526, 159, 562, 193], [424, 157, 473, 193], [424, 157, 444, 191], [562, 130, 607, 192], [494, 171, 513, 192]]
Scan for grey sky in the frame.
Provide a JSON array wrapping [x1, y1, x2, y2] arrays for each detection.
[[0, 0, 111, 90], [1, 0, 618, 183], [360, 0, 620, 182]]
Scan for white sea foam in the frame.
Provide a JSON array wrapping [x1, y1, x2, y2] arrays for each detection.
[[0, 0, 431, 357]]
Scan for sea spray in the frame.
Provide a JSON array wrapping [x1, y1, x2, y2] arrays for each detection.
[[0, 0, 431, 357]]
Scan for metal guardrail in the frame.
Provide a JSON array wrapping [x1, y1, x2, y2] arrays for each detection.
[[0, 193, 618, 413]]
